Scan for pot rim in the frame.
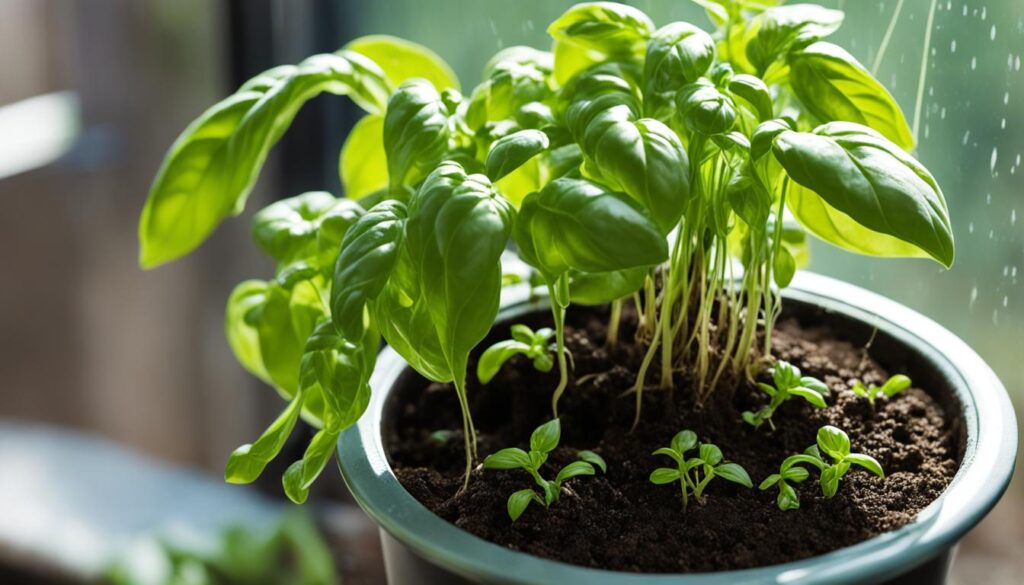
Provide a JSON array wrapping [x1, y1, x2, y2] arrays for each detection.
[[337, 272, 1017, 585]]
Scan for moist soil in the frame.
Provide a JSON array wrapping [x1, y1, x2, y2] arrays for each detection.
[[387, 305, 962, 573]]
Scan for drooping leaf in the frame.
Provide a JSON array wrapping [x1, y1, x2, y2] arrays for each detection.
[[569, 267, 647, 306], [649, 468, 682, 485], [643, 22, 716, 96], [476, 340, 532, 384], [715, 463, 752, 488], [383, 80, 453, 193], [578, 450, 607, 473], [555, 461, 595, 484], [507, 489, 539, 521], [251, 191, 362, 267], [139, 52, 389, 268], [225, 280, 272, 384], [548, 2, 654, 84], [485, 129, 550, 182], [773, 123, 953, 267], [283, 425, 342, 504], [746, 4, 844, 73], [224, 389, 305, 484], [299, 320, 379, 431], [483, 447, 533, 470]]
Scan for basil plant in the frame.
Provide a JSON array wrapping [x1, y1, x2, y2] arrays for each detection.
[[139, 2, 953, 498]]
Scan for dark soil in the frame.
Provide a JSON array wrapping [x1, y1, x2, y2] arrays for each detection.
[[386, 305, 962, 573]]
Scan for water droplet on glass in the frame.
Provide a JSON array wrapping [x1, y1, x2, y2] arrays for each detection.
[[991, 147, 999, 173]]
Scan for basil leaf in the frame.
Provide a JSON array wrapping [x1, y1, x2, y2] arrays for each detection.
[[699, 444, 723, 466], [384, 79, 453, 192], [406, 162, 514, 385], [649, 468, 681, 485], [530, 418, 561, 454], [507, 489, 538, 521], [485, 129, 550, 182], [346, 34, 459, 92], [778, 481, 800, 510], [299, 320, 379, 430], [728, 74, 773, 121], [224, 389, 305, 484], [672, 430, 698, 453], [788, 42, 914, 151], [484, 448, 532, 470], [514, 178, 668, 279], [467, 46, 554, 128], [816, 425, 851, 460], [643, 22, 716, 96], [340, 114, 388, 200], [846, 453, 885, 478], [747, 4, 844, 73], [282, 425, 342, 504], [715, 463, 752, 488], [476, 340, 532, 384], [677, 79, 737, 135], [225, 280, 272, 384], [555, 461, 595, 484], [331, 200, 406, 340], [251, 191, 352, 266], [773, 123, 953, 267], [139, 52, 389, 268], [569, 267, 646, 305], [548, 2, 654, 84], [578, 450, 607, 473]]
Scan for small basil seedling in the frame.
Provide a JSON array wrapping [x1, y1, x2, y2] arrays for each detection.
[[650, 430, 752, 509], [742, 360, 830, 430], [850, 374, 912, 409], [482, 419, 606, 521], [760, 425, 884, 510], [476, 324, 556, 384]]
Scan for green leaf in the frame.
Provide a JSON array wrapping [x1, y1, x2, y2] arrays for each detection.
[[653, 447, 683, 464], [548, 2, 654, 84], [782, 466, 811, 483], [299, 320, 379, 430], [507, 489, 539, 521], [772, 360, 801, 389], [510, 324, 535, 344], [649, 467, 682, 485], [346, 35, 459, 92], [578, 450, 607, 473], [331, 200, 407, 340], [485, 129, 550, 182], [715, 463, 752, 488], [483, 447, 532, 470], [225, 280, 272, 384], [778, 481, 801, 510], [530, 419, 561, 454], [789, 386, 827, 408], [774, 123, 953, 267], [799, 376, 830, 396], [881, 374, 912, 397], [817, 425, 851, 461], [555, 461, 595, 484], [476, 340, 532, 384], [384, 80, 453, 192], [225, 390, 305, 484], [671, 430, 698, 453], [467, 46, 554, 128], [568, 267, 647, 306], [677, 79, 737, 135], [759, 474, 781, 490], [282, 425, 342, 504], [773, 245, 797, 288], [728, 74, 773, 121], [251, 191, 357, 267], [746, 4, 844, 73], [699, 444, 723, 466], [514, 178, 668, 279], [340, 114, 388, 200], [846, 453, 885, 478], [819, 462, 849, 498], [643, 22, 716, 97], [788, 41, 913, 150], [406, 161, 514, 386], [139, 52, 389, 268]]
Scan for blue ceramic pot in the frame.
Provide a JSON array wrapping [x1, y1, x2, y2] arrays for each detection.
[[337, 273, 1017, 584]]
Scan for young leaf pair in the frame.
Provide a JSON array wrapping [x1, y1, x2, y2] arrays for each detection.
[[477, 324, 556, 384], [483, 419, 607, 521], [743, 360, 830, 430], [649, 430, 752, 509], [850, 374, 912, 409], [760, 425, 884, 510]]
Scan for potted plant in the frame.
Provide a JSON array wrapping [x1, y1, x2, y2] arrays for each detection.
[[138, 1, 1016, 583]]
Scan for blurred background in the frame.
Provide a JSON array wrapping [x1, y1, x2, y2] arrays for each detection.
[[0, 0, 1020, 583]]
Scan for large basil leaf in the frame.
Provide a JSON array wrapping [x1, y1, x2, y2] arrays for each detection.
[[746, 4, 844, 73], [677, 79, 737, 135], [406, 162, 514, 381], [346, 34, 459, 91], [251, 191, 363, 267], [773, 122, 953, 267], [514, 177, 668, 279], [299, 320, 378, 430], [224, 388, 305, 484], [548, 2, 654, 84], [331, 200, 406, 340], [139, 52, 389, 268], [643, 22, 716, 96], [340, 114, 387, 200], [788, 42, 914, 151], [384, 79, 453, 193]]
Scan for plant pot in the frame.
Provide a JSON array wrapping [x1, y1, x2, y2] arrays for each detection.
[[336, 272, 1016, 585]]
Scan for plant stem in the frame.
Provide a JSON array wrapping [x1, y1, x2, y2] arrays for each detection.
[[453, 375, 477, 492], [607, 298, 623, 349], [872, 0, 904, 75], [548, 273, 571, 417]]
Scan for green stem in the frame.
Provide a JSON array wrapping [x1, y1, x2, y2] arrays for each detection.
[[453, 376, 477, 492], [607, 298, 623, 349], [548, 273, 571, 417]]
